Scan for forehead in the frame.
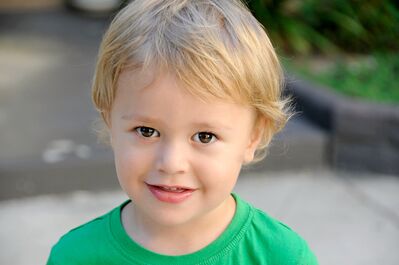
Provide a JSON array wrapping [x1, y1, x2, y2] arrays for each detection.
[[116, 67, 229, 107], [116, 65, 248, 106], [112, 68, 255, 126], [117, 66, 158, 95]]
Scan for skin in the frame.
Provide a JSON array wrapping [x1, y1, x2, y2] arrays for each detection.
[[108, 68, 264, 255]]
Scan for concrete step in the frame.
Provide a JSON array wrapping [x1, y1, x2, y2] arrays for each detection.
[[246, 115, 330, 172]]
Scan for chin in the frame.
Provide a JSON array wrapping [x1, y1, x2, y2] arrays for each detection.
[[148, 204, 203, 227]]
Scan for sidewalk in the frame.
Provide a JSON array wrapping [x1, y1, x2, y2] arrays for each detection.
[[1, 170, 399, 265]]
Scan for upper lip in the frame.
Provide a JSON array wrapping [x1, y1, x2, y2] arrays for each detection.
[[145, 182, 197, 190]]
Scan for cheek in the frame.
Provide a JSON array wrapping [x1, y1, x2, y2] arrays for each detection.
[[194, 149, 242, 189], [113, 145, 153, 182]]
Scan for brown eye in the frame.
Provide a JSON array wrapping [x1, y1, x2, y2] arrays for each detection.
[[135, 127, 160, 138], [193, 132, 216, 144]]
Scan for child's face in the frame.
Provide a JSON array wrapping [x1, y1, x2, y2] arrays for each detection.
[[109, 69, 262, 227]]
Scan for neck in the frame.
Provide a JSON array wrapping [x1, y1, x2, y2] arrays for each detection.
[[121, 195, 236, 255]]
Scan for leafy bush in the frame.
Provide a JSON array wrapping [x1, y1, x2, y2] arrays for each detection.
[[285, 53, 399, 103], [247, 0, 399, 54]]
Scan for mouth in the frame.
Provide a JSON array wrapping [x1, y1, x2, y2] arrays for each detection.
[[149, 184, 194, 192], [146, 183, 197, 203]]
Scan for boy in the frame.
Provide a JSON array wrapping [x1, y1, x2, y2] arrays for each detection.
[[47, 0, 318, 264]]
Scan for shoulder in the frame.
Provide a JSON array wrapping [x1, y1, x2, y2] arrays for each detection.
[[47, 203, 122, 264], [239, 200, 318, 265]]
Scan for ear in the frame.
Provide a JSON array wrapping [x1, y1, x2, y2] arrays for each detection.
[[243, 118, 266, 164]]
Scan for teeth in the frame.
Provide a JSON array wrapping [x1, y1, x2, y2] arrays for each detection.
[[160, 186, 184, 192]]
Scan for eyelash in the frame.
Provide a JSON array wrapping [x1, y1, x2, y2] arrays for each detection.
[[134, 126, 217, 144], [193, 132, 217, 144], [134, 126, 160, 138]]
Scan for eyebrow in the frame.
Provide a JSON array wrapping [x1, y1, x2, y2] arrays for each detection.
[[121, 114, 232, 130], [121, 114, 162, 124], [190, 122, 232, 131]]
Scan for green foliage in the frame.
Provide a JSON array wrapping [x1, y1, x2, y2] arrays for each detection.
[[247, 0, 399, 55], [285, 53, 399, 103]]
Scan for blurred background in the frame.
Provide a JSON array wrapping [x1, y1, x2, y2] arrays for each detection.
[[249, 0, 399, 104], [0, 0, 398, 264]]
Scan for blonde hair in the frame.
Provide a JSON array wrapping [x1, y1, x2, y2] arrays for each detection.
[[92, 0, 291, 163]]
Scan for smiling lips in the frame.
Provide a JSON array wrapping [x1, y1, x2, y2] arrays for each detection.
[[146, 183, 196, 203]]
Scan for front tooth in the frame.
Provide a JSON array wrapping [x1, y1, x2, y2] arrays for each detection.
[[162, 186, 181, 191]]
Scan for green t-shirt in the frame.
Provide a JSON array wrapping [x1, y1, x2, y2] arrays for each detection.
[[47, 193, 318, 265]]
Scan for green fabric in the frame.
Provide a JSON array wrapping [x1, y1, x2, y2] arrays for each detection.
[[47, 193, 318, 265]]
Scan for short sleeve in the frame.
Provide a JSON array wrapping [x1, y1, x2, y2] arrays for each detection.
[[299, 242, 318, 265], [46, 247, 57, 265]]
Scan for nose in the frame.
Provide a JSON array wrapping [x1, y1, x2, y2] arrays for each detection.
[[156, 140, 189, 176]]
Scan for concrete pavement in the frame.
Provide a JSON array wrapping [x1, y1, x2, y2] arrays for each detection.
[[1, 170, 399, 265]]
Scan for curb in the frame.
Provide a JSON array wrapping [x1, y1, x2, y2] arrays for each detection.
[[0, 156, 119, 200], [286, 76, 399, 175]]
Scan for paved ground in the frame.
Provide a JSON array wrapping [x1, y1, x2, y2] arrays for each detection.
[[1, 170, 399, 265]]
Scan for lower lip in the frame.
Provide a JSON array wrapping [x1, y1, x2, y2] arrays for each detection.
[[147, 184, 195, 204]]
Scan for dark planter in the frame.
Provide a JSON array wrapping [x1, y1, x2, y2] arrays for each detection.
[[285, 76, 399, 175]]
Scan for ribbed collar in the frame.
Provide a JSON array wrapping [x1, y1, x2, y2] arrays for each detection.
[[108, 193, 253, 265]]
